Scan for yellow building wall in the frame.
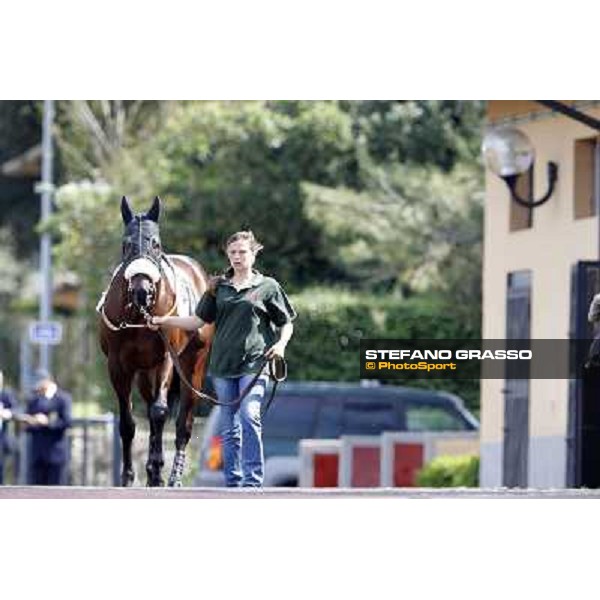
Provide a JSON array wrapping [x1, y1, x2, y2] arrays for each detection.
[[482, 103, 598, 449]]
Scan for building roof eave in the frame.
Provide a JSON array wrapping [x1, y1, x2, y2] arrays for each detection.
[[0, 144, 42, 178]]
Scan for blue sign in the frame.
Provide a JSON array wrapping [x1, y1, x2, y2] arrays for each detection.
[[29, 321, 63, 345]]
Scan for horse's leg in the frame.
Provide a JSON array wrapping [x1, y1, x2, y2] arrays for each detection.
[[108, 359, 136, 487], [140, 361, 172, 487], [138, 372, 161, 487], [169, 331, 210, 487]]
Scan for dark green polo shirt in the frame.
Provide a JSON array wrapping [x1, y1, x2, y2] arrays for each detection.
[[195, 271, 297, 377]]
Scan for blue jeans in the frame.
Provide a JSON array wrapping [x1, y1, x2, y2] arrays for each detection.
[[214, 375, 268, 488]]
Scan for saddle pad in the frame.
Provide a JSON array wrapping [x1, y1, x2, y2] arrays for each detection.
[[163, 256, 201, 317]]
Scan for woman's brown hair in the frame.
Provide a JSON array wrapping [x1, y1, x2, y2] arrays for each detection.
[[224, 230, 264, 254], [206, 231, 264, 291]]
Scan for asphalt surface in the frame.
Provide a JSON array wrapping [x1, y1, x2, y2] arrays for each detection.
[[2, 486, 600, 499]]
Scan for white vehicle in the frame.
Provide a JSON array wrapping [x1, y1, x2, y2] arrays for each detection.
[[194, 381, 479, 487]]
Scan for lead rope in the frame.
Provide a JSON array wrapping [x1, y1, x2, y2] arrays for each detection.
[[140, 306, 286, 412], [262, 356, 287, 417]]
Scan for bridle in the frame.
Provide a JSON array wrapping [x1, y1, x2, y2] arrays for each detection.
[[100, 251, 177, 332]]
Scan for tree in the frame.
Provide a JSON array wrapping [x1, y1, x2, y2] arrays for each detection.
[[344, 100, 484, 171], [304, 163, 482, 286], [49, 100, 485, 295], [0, 227, 30, 383], [134, 101, 358, 287], [54, 100, 171, 183], [0, 101, 43, 257]]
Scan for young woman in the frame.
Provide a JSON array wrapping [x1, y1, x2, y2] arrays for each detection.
[[151, 231, 296, 487]]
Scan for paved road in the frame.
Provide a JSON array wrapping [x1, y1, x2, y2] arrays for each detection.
[[2, 486, 600, 499]]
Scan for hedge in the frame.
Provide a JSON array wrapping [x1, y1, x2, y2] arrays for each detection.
[[416, 454, 480, 487], [285, 287, 481, 412]]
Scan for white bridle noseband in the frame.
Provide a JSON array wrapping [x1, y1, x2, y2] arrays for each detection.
[[123, 257, 161, 283]]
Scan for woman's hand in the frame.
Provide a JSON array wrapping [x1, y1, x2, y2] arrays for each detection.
[[148, 315, 165, 331], [265, 341, 286, 360]]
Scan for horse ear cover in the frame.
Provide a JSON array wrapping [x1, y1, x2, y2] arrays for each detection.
[[121, 196, 134, 225], [147, 196, 161, 222]]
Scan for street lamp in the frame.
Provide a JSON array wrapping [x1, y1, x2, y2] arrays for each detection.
[[482, 127, 558, 209], [38, 100, 55, 372]]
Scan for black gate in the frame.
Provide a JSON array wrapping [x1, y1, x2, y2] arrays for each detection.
[[502, 271, 531, 488], [567, 261, 600, 487]]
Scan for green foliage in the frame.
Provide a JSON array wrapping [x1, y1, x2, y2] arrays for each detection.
[[0, 101, 41, 163], [136, 101, 357, 287], [5, 101, 485, 413], [0, 228, 25, 301], [49, 100, 484, 301], [0, 228, 32, 383], [0, 101, 43, 257], [43, 182, 125, 409], [54, 101, 169, 182], [348, 100, 485, 170], [287, 287, 480, 411], [416, 454, 480, 487], [50, 181, 121, 312], [303, 158, 483, 331]]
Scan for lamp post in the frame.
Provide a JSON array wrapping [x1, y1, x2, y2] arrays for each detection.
[[38, 100, 55, 372], [482, 126, 558, 208]]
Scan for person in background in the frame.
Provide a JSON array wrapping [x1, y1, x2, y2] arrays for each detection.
[[22, 369, 72, 486], [0, 370, 17, 485]]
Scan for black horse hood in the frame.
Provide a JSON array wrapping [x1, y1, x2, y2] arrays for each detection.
[[120, 196, 163, 263]]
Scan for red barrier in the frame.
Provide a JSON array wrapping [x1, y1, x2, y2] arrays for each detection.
[[299, 440, 341, 487], [339, 436, 381, 487]]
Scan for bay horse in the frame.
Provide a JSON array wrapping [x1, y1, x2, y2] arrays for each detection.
[[98, 196, 211, 487]]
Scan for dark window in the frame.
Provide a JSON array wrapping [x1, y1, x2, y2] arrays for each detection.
[[263, 395, 318, 457], [509, 165, 533, 231], [405, 402, 467, 432], [574, 137, 599, 219], [264, 395, 317, 439], [341, 400, 400, 435], [314, 397, 343, 438]]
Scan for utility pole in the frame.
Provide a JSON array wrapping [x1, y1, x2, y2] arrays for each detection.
[[38, 100, 55, 372]]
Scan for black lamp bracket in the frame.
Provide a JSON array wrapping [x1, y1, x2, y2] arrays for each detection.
[[502, 161, 558, 209]]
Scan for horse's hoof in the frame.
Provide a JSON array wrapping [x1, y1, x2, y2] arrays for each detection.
[[168, 477, 183, 488], [146, 477, 165, 487], [121, 472, 135, 487]]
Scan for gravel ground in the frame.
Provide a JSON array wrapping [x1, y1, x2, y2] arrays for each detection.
[[2, 486, 600, 499]]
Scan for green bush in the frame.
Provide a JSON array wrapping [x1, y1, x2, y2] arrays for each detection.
[[416, 454, 479, 488]]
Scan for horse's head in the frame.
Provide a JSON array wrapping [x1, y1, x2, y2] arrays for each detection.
[[120, 196, 164, 313], [121, 196, 163, 262]]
